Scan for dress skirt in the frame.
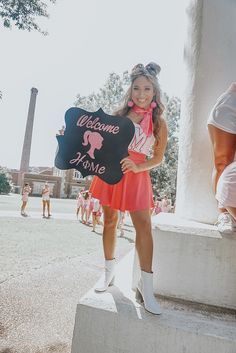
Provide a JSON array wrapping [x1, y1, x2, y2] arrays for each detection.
[[89, 150, 154, 212]]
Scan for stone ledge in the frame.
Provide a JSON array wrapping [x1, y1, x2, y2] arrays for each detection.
[[71, 250, 236, 353], [133, 213, 236, 310]]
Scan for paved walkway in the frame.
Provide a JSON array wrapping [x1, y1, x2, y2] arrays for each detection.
[[0, 194, 135, 353]]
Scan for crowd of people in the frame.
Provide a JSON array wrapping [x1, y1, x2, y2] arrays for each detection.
[[152, 194, 173, 215], [76, 190, 128, 235], [76, 190, 103, 232]]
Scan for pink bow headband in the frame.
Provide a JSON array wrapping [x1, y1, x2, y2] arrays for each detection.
[[131, 62, 161, 79]]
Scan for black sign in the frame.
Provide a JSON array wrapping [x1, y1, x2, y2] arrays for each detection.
[[55, 107, 135, 184]]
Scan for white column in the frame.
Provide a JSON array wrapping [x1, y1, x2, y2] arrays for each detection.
[[176, 0, 236, 224]]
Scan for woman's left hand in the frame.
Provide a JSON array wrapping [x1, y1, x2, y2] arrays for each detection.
[[120, 158, 139, 174]]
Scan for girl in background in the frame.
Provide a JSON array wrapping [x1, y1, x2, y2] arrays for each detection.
[[21, 183, 31, 217]]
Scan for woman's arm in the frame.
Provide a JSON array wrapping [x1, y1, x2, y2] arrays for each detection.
[[121, 118, 168, 173]]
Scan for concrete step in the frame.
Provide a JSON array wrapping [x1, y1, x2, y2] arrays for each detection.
[[133, 213, 236, 310], [71, 250, 236, 353]]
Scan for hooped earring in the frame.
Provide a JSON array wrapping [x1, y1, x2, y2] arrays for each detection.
[[128, 100, 134, 107]]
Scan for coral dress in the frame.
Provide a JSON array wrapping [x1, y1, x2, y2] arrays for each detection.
[[89, 122, 155, 212]]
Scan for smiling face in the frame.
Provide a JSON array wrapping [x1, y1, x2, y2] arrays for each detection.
[[131, 76, 155, 109]]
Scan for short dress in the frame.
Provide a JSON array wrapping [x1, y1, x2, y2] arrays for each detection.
[[22, 192, 29, 202], [216, 161, 236, 208], [83, 199, 90, 210], [89, 122, 155, 212], [22, 187, 30, 202], [42, 190, 50, 201], [77, 195, 84, 208]]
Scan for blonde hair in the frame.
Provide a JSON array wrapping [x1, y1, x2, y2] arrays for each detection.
[[115, 63, 165, 138]]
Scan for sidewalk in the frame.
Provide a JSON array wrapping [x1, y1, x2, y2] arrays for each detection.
[[0, 195, 135, 353]]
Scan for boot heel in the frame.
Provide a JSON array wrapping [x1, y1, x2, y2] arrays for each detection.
[[135, 288, 144, 303], [108, 276, 115, 286]]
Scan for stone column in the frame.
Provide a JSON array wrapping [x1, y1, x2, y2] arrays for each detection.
[[19, 88, 38, 174], [175, 0, 236, 224]]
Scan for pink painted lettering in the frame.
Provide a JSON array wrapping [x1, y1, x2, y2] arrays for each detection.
[[77, 114, 120, 134], [69, 151, 106, 175], [69, 152, 86, 165]]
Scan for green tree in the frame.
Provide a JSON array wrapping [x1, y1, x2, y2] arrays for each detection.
[[0, 0, 56, 34], [75, 71, 181, 203], [0, 169, 12, 194], [75, 72, 130, 114], [150, 95, 180, 203]]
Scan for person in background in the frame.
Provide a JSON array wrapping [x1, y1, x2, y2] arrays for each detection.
[[152, 199, 162, 215], [92, 198, 103, 232], [81, 191, 91, 225], [21, 183, 31, 217], [208, 82, 236, 233], [160, 195, 171, 213], [42, 182, 51, 218], [76, 191, 84, 220], [117, 211, 125, 237], [88, 196, 94, 224]]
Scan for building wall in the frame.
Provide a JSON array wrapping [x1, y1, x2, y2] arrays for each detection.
[[9, 168, 92, 198]]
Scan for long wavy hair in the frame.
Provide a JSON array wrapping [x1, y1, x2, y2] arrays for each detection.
[[115, 62, 165, 139]]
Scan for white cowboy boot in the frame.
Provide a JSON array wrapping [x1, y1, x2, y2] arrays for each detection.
[[136, 270, 162, 315], [95, 259, 115, 292]]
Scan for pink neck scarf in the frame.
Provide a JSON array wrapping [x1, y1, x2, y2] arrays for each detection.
[[131, 104, 154, 137]]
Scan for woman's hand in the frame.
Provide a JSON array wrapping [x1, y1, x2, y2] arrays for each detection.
[[56, 126, 65, 136], [121, 158, 139, 174]]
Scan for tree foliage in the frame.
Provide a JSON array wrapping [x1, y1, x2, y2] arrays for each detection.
[[0, 0, 56, 34], [0, 168, 12, 194], [75, 72, 130, 114], [75, 71, 181, 203], [150, 95, 180, 203]]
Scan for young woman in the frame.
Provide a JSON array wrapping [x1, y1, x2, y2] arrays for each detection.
[[21, 183, 32, 216], [81, 191, 91, 225], [89, 63, 168, 314], [42, 182, 51, 218], [91, 197, 103, 232]]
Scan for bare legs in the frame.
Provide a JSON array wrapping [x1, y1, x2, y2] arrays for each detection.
[[101, 206, 161, 313], [208, 125, 236, 195], [208, 125, 236, 231], [21, 201, 27, 215], [42, 200, 51, 217], [130, 209, 153, 272], [102, 205, 118, 260], [102, 206, 153, 272], [76, 206, 81, 219]]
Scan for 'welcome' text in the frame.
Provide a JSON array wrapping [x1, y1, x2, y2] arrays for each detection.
[[77, 115, 119, 134]]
